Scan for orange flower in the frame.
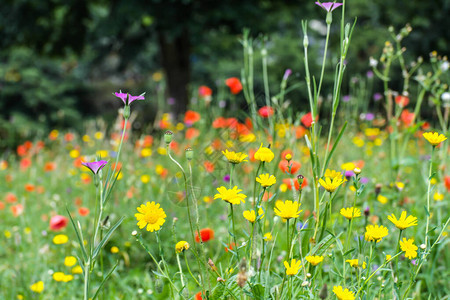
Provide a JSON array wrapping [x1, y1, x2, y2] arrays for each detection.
[[186, 128, 200, 140], [195, 292, 203, 300], [24, 183, 35, 192], [5, 193, 17, 203], [64, 133, 75, 142], [203, 161, 215, 173], [212, 117, 227, 129], [395, 95, 409, 107], [44, 162, 56, 172], [301, 112, 317, 128], [0, 202, 4, 210], [445, 176, 450, 192], [282, 177, 308, 190], [17, 145, 28, 156], [224, 242, 236, 252], [11, 204, 24, 217], [294, 126, 307, 139], [36, 186, 45, 194], [184, 110, 201, 125], [225, 77, 243, 94], [78, 207, 90, 216], [400, 109, 414, 127], [279, 160, 301, 174], [198, 85, 212, 98], [20, 158, 31, 170], [195, 228, 215, 242]]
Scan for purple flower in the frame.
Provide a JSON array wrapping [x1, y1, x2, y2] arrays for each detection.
[[373, 93, 383, 102], [82, 160, 108, 174], [315, 2, 343, 12], [360, 177, 369, 184], [223, 174, 231, 182], [366, 70, 374, 78], [167, 97, 176, 105], [114, 91, 145, 105], [365, 113, 375, 121], [297, 221, 308, 231], [342, 95, 351, 102], [283, 69, 292, 81], [345, 170, 355, 179]]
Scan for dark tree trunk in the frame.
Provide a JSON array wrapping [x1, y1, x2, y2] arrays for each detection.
[[157, 28, 191, 118]]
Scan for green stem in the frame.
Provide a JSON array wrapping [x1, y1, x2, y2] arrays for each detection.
[[316, 23, 331, 100], [176, 253, 185, 288], [395, 230, 403, 275], [184, 254, 200, 286], [425, 147, 435, 247], [230, 203, 240, 261]]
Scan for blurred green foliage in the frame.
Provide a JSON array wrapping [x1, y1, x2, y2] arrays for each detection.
[[0, 0, 448, 149]]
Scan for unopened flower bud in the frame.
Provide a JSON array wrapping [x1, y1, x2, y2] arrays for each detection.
[[297, 174, 305, 189], [354, 167, 361, 175], [131, 230, 138, 236], [326, 11, 332, 24], [123, 105, 131, 119], [375, 183, 382, 196], [306, 273, 312, 278], [285, 153, 292, 161], [185, 147, 194, 161], [303, 34, 309, 48], [208, 258, 217, 271], [420, 244, 426, 250], [364, 206, 370, 217], [217, 277, 225, 283], [164, 131, 173, 145], [302, 281, 309, 287]]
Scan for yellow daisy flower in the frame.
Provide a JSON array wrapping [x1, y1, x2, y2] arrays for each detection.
[[71, 266, 83, 274], [135, 202, 167, 232], [254, 143, 274, 162], [333, 286, 355, 300], [345, 259, 366, 269], [387, 211, 418, 230], [364, 224, 389, 243], [324, 169, 344, 179], [30, 281, 44, 293], [319, 176, 346, 193], [214, 186, 247, 205], [243, 208, 264, 223], [175, 241, 190, 253], [263, 232, 273, 241], [422, 132, 447, 146], [274, 200, 302, 220], [110, 246, 119, 254], [256, 173, 277, 187], [305, 255, 324, 266], [53, 234, 69, 245], [340, 207, 361, 220], [284, 259, 301, 276], [64, 256, 77, 267], [400, 238, 418, 259], [222, 149, 248, 164]]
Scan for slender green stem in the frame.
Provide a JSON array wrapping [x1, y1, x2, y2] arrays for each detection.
[[184, 254, 200, 286], [84, 260, 90, 300], [230, 203, 240, 261], [395, 230, 403, 275], [316, 23, 331, 101], [425, 147, 435, 247], [176, 253, 185, 288], [286, 220, 290, 259]]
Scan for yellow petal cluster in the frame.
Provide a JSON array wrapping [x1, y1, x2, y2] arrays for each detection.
[[333, 286, 355, 300], [214, 186, 247, 205], [345, 259, 366, 269], [175, 241, 190, 253], [243, 207, 264, 223], [387, 211, 418, 230], [340, 207, 361, 220], [30, 281, 44, 293], [364, 224, 389, 243], [256, 173, 277, 187], [422, 132, 447, 146], [222, 149, 248, 164], [305, 255, 324, 266], [274, 200, 302, 220], [135, 202, 167, 232], [283, 259, 301, 276], [254, 143, 274, 162], [400, 238, 418, 259], [319, 171, 346, 193]]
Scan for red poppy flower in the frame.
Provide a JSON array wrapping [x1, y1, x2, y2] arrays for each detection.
[[50, 215, 68, 231], [78, 207, 90, 216], [400, 109, 414, 127], [282, 177, 308, 190], [395, 95, 409, 107], [301, 112, 317, 128], [11, 204, 24, 217], [44, 162, 56, 172], [195, 228, 215, 242], [258, 106, 275, 118], [64, 133, 75, 142], [279, 160, 301, 174], [198, 85, 212, 98], [445, 176, 450, 192], [225, 77, 243, 95], [184, 110, 201, 125], [195, 292, 203, 300], [225, 242, 236, 252], [24, 183, 35, 192], [203, 161, 215, 173], [186, 128, 200, 140], [17, 145, 28, 156], [0, 201, 4, 210], [226, 118, 239, 129], [212, 117, 227, 129], [20, 157, 31, 170], [5, 193, 17, 203]]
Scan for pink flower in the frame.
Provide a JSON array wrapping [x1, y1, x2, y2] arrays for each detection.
[[49, 215, 68, 231], [315, 2, 343, 12], [114, 91, 145, 105], [258, 106, 275, 118]]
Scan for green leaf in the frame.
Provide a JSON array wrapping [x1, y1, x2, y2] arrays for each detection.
[[65, 206, 88, 261], [92, 260, 119, 300], [209, 283, 225, 300], [251, 284, 265, 300], [322, 122, 348, 175], [93, 216, 124, 260]]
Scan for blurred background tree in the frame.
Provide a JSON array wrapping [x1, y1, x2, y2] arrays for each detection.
[[0, 0, 448, 148]]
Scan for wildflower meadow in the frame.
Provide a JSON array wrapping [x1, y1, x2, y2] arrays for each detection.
[[1, 1, 449, 299]]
